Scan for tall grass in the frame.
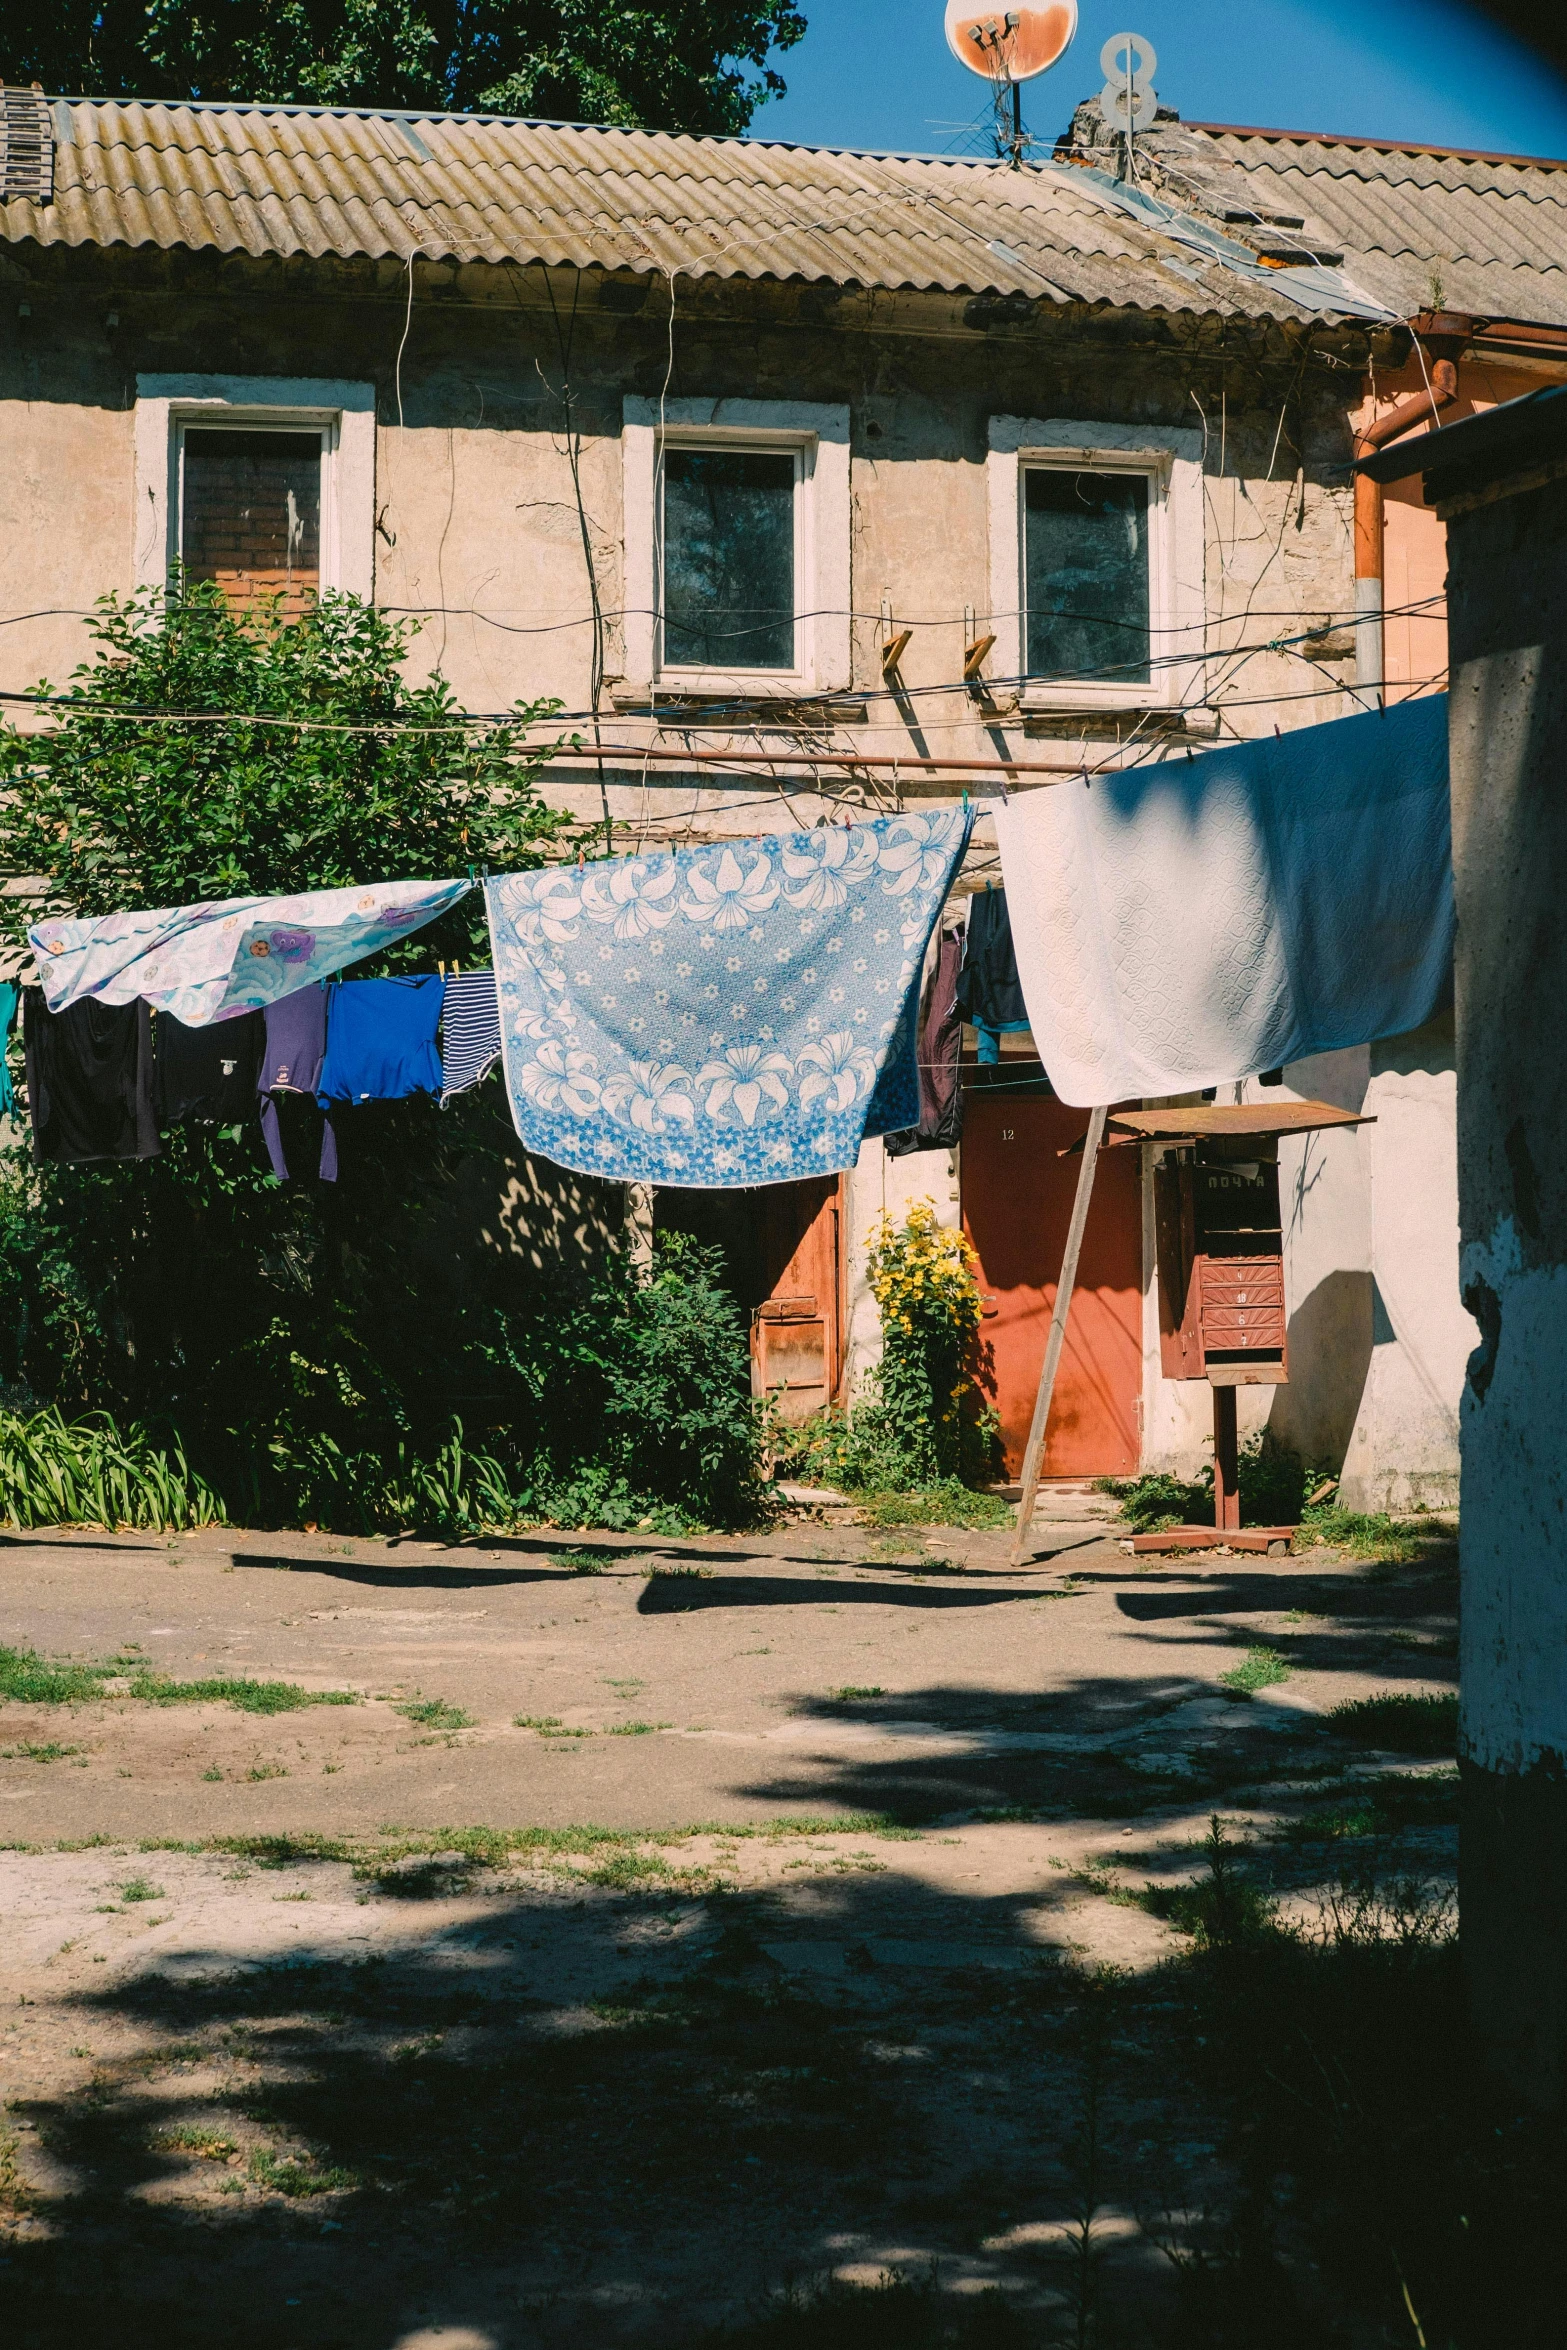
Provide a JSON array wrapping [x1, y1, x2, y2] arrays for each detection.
[[0, 1407, 224, 1531], [0, 1404, 704, 1539]]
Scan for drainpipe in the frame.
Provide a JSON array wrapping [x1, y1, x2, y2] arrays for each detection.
[[1354, 313, 1469, 689]]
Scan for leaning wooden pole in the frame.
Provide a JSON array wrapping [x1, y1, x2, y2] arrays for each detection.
[[1009, 1104, 1109, 1567]]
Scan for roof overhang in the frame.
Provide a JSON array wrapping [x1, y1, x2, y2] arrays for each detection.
[[1355, 381, 1567, 509]]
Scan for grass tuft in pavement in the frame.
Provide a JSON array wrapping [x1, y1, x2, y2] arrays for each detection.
[[392, 1697, 476, 1731], [0, 1647, 105, 1705], [1219, 1645, 1291, 1697], [852, 1482, 1012, 1530], [0, 1641, 360, 1714]]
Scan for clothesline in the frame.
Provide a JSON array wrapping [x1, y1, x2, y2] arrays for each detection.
[[5, 701, 1455, 1183], [11, 811, 976, 1191]]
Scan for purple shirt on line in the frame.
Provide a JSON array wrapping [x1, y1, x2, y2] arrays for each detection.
[[257, 986, 336, 1182]]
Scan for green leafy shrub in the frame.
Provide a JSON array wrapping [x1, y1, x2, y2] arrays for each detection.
[[772, 1203, 998, 1500], [1098, 1435, 1310, 1532], [0, 589, 766, 1532], [0, 1407, 223, 1530]]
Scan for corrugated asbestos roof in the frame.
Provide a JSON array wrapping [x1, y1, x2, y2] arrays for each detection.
[[1182, 122, 1567, 327], [0, 95, 1388, 320], [1, 95, 1563, 328]]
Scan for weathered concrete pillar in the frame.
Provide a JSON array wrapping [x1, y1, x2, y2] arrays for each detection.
[[1414, 395, 1567, 2109]]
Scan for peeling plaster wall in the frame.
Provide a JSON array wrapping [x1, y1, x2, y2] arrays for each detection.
[[1338, 1019, 1471, 1509], [1446, 462, 1567, 2113]]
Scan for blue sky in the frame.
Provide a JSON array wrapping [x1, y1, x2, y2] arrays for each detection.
[[751, 0, 1567, 159]]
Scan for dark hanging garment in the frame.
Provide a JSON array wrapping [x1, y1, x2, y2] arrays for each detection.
[[885, 928, 965, 1158], [257, 986, 336, 1182], [154, 1008, 264, 1127], [953, 887, 1029, 1031], [23, 990, 161, 1165], [0, 978, 19, 1119]]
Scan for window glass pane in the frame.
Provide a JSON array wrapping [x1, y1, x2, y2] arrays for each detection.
[[181, 429, 322, 612], [662, 448, 795, 670], [1024, 468, 1150, 686]]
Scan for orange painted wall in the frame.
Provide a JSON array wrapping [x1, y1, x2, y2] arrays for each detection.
[[1362, 357, 1556, 690]]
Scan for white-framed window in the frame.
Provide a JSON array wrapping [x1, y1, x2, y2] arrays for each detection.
[[622, 397, 850, 696], [986, 416, 1204, 711], [133, 376, 376, 604]]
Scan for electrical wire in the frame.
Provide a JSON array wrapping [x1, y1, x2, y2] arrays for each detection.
[[0, 660, 1445, 741], [0, 592, 1448, 643]]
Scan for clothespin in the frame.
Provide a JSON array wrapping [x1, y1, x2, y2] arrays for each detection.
[[1377, 693, 1386, 717], [1273, 722, 1282, 740], [1185, 746, 1194, 762], [961, 788, 970, 813]]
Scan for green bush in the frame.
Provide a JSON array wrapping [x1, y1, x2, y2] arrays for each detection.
[[0, 588, 766, 1532], [1098, 1435, 1310, 1532], [770, 1203, 999, 1500]]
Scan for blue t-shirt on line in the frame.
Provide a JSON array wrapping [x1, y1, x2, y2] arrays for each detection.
[[317, 976, 446, 1104]]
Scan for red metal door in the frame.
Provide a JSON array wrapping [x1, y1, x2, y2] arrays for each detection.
[[962, 1096, 1142, 1477]]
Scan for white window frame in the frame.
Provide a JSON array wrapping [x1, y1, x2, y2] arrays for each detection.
[[622, 396, 851, 697], [133, 375, 377, 598], [987, 415, 1204, 712]]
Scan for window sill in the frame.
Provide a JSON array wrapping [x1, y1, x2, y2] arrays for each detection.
[[1019, 684, 1165, 712], [1020, 706, 1220, 742], [611, 686, 861, 722]]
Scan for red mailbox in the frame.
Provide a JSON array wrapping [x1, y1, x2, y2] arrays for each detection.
[[1155, 1147, 1289, 1385]]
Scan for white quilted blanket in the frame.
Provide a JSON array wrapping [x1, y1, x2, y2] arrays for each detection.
[[991, 695, 1451, 1106]]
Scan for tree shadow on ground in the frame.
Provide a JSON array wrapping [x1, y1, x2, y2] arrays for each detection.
[[6, 1542, 1519, 2350], [6, 1836, 1172, 2349], [638, 1576, 1042, 1618]]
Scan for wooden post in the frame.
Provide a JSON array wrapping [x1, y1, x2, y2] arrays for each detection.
[[1212, 1383, 1240, 1530], [1010, 1104, 1109, 1566]]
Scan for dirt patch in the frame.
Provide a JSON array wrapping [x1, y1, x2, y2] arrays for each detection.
[[0, 1513, 1473, 2344]]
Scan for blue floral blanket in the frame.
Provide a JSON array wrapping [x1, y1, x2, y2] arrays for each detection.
[[486, 811, 971, 1187]]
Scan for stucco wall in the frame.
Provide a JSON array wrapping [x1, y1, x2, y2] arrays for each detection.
[[1136, 1019, 1470, 1501], [1446, 461, 1567, 2112], [0, 251, 1366, 794]]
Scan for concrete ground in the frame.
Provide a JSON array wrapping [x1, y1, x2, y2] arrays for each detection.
[[0, 1495, 1459, 2347]]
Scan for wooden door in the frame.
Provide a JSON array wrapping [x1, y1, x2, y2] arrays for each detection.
[[962, 1096, 1143, 1477], [750, 1176, 843, 1421]]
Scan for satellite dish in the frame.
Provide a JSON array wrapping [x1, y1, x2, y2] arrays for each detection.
[[944, 1, 1079, 84]]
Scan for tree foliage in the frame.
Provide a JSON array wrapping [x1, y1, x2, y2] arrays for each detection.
[[0, 584, 567, 961], [4, 0, 806, 137], [0, 587, 765, 1531]]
